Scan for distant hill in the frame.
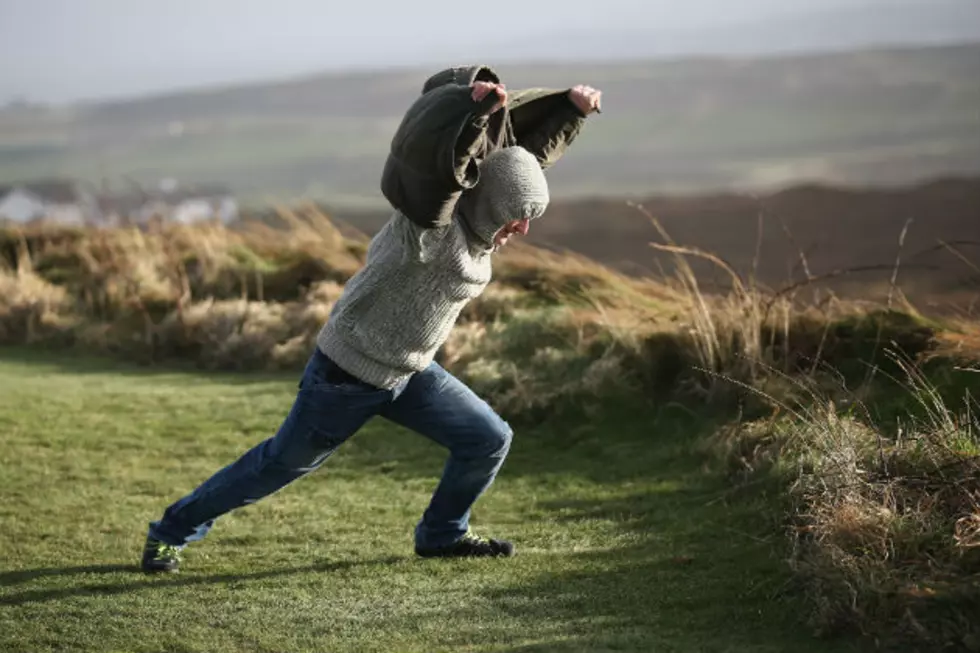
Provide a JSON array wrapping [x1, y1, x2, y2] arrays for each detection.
[[321, 175, 980, 310], [492, 0, 980, 62], [1, 43, 979, 208]]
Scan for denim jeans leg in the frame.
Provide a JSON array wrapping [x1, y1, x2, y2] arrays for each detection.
[[381, 362, 513, 550], [148, 350, 392, 546]]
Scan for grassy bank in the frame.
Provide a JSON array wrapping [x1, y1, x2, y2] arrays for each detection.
[[0, 350, 859, 653], [1, 216, 978, 651]]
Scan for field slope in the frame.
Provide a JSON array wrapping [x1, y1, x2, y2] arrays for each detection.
[[0, 350, 858, 653]]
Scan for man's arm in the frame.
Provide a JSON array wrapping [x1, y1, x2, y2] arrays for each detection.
[[380, 82, 506, 229], [508, 85, 602, 170], [450, 81, 508, 187]]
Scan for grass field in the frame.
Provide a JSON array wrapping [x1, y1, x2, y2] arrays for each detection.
[[0, 349, 860, 653], [1, 215, 976, 651]]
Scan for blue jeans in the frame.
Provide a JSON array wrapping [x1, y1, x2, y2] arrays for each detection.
[[148, 348, 513, 550]]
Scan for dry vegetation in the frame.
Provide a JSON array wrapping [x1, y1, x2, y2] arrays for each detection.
[[1, 208, 978, 652], [714, 353, 980, 651]]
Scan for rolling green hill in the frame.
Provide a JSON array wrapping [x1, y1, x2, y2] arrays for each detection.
[[2, 43, 979, 206]]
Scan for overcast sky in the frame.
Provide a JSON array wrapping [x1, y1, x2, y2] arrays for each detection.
[[0, 0, 965, 104]]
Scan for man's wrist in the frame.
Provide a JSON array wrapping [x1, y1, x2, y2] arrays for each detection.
[[567, 85, 601, 116], [565, 92, 591, 118]]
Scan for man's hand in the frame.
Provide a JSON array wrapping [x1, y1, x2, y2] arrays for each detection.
[[569, 84, 602, 115], [471, 81, 508, 114]]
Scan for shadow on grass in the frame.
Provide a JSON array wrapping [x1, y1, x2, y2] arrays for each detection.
[[0, 564, 137, 586], [466, 494, 860, 653], [0, 556, 402, 607], [445, 407, 859, 652], [332, 401, 718, 488]]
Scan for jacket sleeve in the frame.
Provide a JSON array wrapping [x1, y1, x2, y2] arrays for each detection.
[[507, 89, 587, 170], [380, 85, 498, 229]]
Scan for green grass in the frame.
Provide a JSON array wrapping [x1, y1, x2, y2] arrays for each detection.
[[0, 349, 859, 653]]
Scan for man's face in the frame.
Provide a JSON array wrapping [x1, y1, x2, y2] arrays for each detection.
[[493, 218, 530, 247]]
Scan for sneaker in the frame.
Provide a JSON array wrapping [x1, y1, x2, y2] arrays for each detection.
[[415, 530, 515, 558], [141, 536, 183, 573]]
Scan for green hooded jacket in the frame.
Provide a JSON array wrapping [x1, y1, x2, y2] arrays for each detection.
[[380, 64, 586, 229]]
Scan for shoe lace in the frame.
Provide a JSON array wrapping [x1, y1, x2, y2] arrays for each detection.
[[155, 542, 183, 561], [461, 530, 490, 546]]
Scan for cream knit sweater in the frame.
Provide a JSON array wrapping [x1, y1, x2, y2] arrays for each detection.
[[317, 146, 550, 389]]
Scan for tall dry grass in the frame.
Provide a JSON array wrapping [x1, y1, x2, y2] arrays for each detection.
[[2, 207, 978, 651], [0, 209, 362, 363], [0, 206, 951, 397], [712, 349, 980, 651], [629, 201, 979, 651]]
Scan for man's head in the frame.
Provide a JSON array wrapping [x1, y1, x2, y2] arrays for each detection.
[[457, 146, 549, 250]]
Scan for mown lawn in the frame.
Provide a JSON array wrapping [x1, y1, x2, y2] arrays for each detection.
[[0, 349, 859, 653]]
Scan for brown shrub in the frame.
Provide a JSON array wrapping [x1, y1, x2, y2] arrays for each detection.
[[0, 269, 77, 344], [715, 362, 980, 652]]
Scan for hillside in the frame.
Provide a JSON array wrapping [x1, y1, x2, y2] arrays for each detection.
[[315, 176, 980, 311], [2, 214, 978, 652], [2, 43, 979, 205], [503, 0, 980, 61]]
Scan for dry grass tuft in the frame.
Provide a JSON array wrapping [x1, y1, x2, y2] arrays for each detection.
[[440, 305, 650, 415], [0, 213, 358, 370], [716, 351, 980, 651], [0, 268, 77, 343], [495, 241, 679, 312]]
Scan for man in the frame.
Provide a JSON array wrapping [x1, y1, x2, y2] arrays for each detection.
[[141, 65, 602, 572]]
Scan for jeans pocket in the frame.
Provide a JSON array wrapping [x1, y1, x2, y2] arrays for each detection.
[[313, 377, 384, 396], [302, 351, 386, 398]]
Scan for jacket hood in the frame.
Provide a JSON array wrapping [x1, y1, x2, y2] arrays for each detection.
[[422, 65, 510, 149], [421, 65, 500, 94], [457, 146, 549, 250]]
